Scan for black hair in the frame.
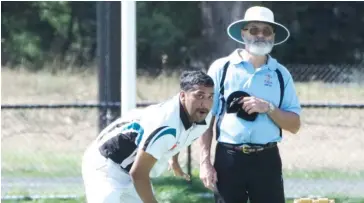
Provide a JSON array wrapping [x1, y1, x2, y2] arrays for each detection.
[[179, 70, 214, 91]]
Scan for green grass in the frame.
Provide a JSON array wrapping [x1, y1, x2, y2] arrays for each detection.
[[3, 197, 364, 203], [2, 198, 85, 203], [2, 181, 364, 203], [283, 169, 364, 180], [3, 151, 364, 180], [3, 199, 364, 203], [1, 151, 82, 178], [153, 175, 213, 203], [2, 170, 364, 203]]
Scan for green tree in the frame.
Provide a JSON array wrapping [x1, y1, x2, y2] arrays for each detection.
[[136, 1, 202, 75], [2, 2, 364, 73]]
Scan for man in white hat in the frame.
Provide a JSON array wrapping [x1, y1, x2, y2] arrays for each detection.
[[199, 6, 302, 203]]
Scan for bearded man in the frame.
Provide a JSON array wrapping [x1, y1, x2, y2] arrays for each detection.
[[198, 6, 302, 203]]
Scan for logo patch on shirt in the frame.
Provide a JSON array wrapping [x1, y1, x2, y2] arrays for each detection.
[[264, 74, 273, 87]]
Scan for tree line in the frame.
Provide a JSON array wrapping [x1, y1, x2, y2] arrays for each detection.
[[2, 1, 364, 75]]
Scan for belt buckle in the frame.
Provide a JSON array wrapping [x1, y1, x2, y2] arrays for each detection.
[[241, 144, 251, 154]]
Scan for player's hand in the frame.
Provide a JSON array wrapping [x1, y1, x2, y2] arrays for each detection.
[[239, 96, 269, 114], [168, 160, 191, 181], [199, 161, 218, 191]]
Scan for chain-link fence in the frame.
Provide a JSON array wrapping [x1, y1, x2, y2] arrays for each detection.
[[3, 1, 364, 201], [2, 65, 364, 200], [1, 106, 97, 199], [2, 105, 364, 199]]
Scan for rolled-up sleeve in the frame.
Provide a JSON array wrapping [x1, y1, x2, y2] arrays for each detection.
[[281, 74, 302, 116]]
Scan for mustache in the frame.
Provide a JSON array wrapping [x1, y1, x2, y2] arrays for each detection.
[[244, 37, 273, 45], [253, 39, 273, 44]]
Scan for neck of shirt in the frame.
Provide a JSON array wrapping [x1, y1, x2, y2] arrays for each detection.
[[238, 49, 268, 69]]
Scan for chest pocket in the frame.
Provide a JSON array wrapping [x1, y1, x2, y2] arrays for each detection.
[[216, 61, 285, 139]]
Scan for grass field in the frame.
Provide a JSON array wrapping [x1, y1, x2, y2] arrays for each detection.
[[3, 198, 364, 203], [2, 174, 364, 203], [2, 67, 364, 200], [3, 199, 364, 203]]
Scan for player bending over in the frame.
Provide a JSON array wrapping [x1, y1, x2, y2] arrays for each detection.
[[82, 70, 214, 203]]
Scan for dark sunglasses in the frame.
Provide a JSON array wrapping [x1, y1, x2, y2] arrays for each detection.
[[243, 27, 274, 37]]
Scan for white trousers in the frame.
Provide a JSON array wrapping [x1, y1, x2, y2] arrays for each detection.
[[81, 142, 143, 203]]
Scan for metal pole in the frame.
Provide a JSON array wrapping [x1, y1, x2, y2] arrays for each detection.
[[187, 145, 192, 180], [108, 1, 121, 121], [97, 1, 108, 132], [97, 1, 121, 133], [121, 1, 136, 116]]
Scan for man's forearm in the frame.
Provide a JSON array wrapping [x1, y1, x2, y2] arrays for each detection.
[[268, 108, 301, 134], [199, 128, 213, 165], [172, 153, 179, 163], [169, 153, 181, 169], [132, 176, 158, 203]]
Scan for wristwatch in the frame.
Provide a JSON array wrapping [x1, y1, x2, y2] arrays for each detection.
[[267, 102, 275, 114]]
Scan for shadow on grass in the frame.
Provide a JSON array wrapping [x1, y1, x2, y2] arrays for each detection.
[[3, 174, 364, 203], [152, 175, 213, 203], [2, 175, 213, 203]]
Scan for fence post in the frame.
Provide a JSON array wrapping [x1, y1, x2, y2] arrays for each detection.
[[97, 1, 121, 133]]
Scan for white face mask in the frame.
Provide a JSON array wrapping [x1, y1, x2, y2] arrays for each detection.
[[243, 37, 274, 56]]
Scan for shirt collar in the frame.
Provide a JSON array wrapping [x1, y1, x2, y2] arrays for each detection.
[[228, 49, 277, 71], [179, 99, 206, 130]]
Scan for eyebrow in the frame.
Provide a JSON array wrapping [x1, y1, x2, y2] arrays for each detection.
[[248, 25, 273, 29], [195, 91, 214, 95]]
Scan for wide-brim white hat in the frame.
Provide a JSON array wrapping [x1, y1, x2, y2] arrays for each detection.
[[227, 6, 290, 45]]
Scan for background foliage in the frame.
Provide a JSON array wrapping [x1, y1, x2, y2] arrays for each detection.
[[2, 2, 364, 73]]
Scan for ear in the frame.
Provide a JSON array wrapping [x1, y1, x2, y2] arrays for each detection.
[[180, 91, 186, 101], [241, 29, 245, 37], [241, 29, 247, 40]]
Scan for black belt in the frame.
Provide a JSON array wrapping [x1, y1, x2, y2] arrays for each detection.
[[220, 142, 277, 154]]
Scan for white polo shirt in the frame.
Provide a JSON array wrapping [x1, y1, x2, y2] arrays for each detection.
[[95, 94, 211, 177]]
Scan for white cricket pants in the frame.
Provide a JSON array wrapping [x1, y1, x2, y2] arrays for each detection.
[[81, 141, 143, 203]]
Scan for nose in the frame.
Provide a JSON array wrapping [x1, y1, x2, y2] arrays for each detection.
[[256, 31, 265, 38], [201, 98, 213, 109]]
